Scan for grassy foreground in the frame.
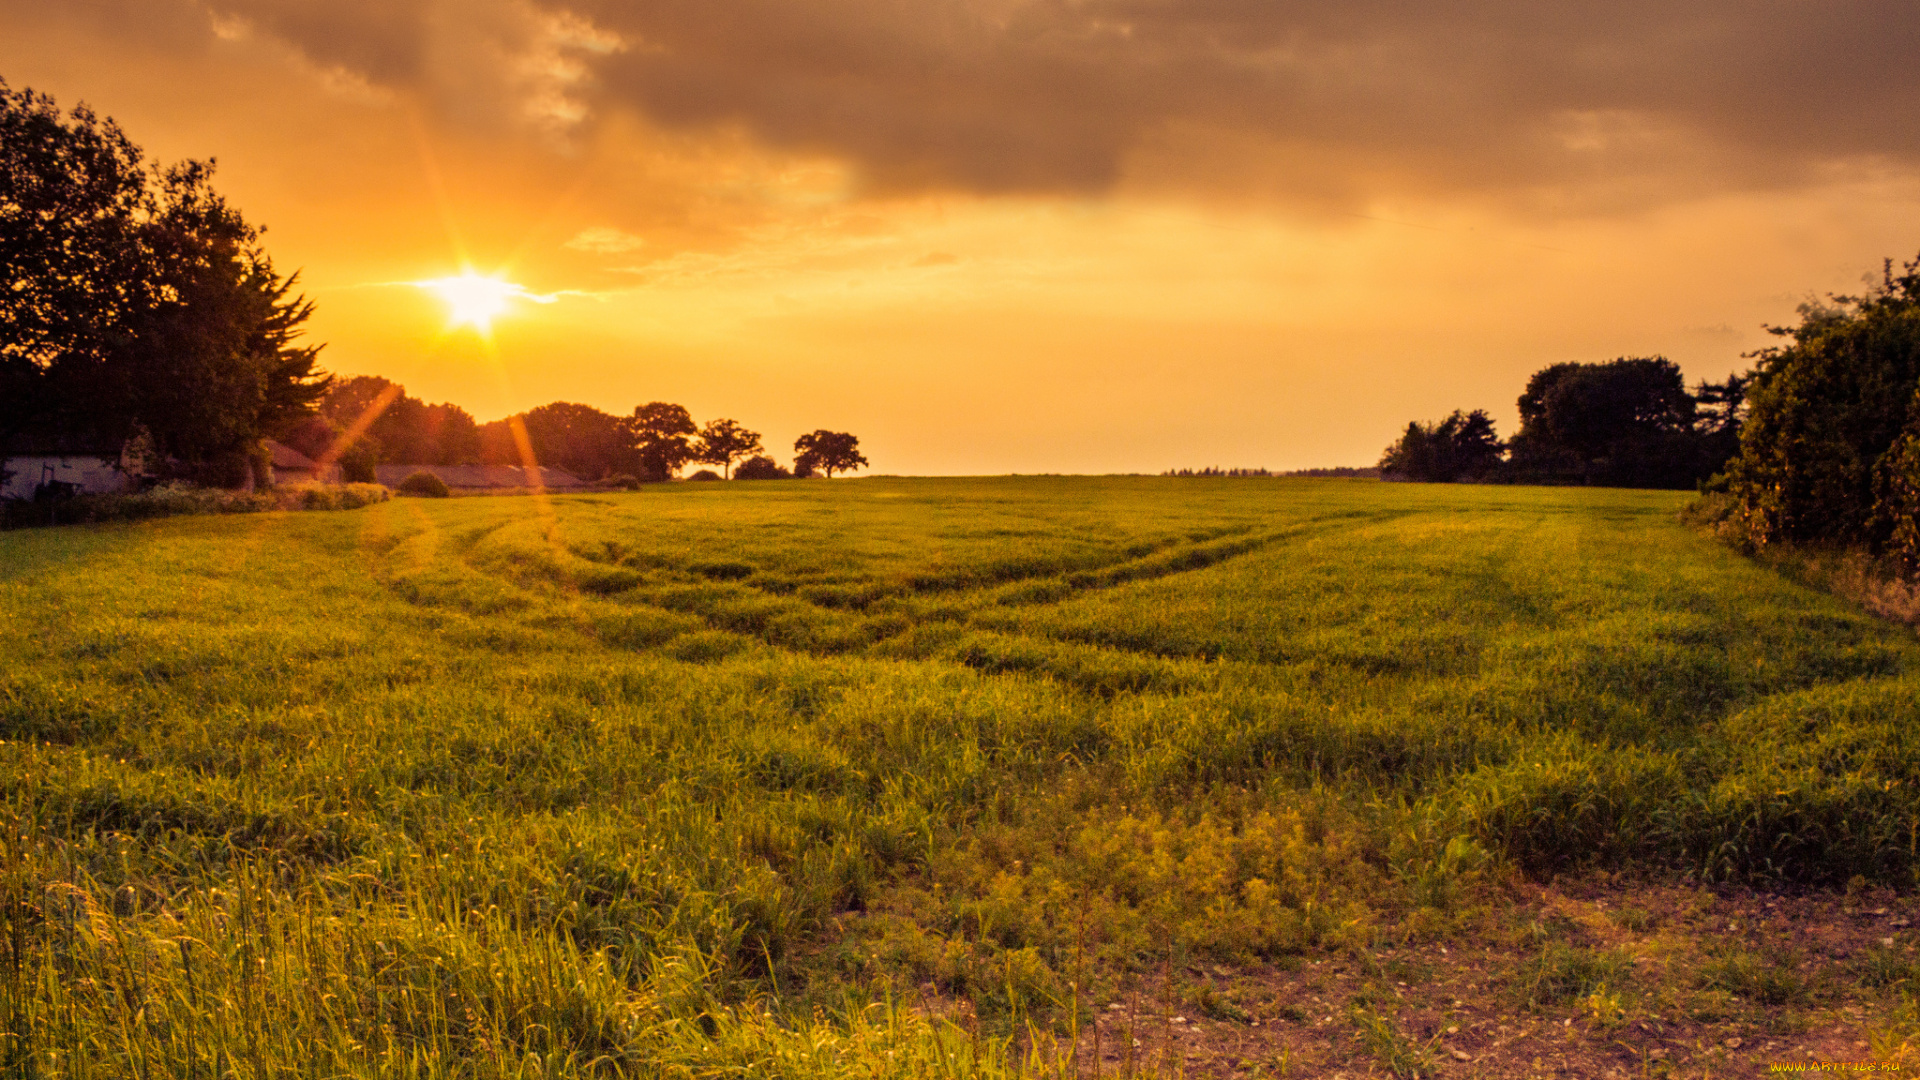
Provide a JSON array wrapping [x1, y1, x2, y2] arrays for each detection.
[[1, 476, 1917, 1076]]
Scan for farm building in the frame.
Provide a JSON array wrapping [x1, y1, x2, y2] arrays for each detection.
[[372, 464, 588, 491], [1, 430, 149, 500], [0, 453, 135, 500], [263, 440, 341, 485]]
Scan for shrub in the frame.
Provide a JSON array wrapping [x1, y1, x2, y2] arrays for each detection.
[[297, 484, 390, 511], [1, 482, 390, 528], [687, 469, 722, 482], [397, 471, 451, 498], [1724, 256, 1920, 556], [1878, 399, 1920, 574], [734, 455, 790, 480], [598, 473, 644, 490]]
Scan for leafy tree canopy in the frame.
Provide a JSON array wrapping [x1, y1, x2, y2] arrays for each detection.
[[1507, 357, 1699, 487], [0, 80, 148, 444], [694, 418, 763, 479], [1379, 409, 1502, 482], [310, 376, 480, 470], [487, 402, 633, 480], [793, 430, 868, 479], [734, 454, 790, 480], [626, 401, 697, 480], [1, 80, 328, 483], [1724, 255, 1920, 558]]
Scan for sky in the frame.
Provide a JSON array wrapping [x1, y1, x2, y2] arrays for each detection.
[[5, 1, 1920, 474]]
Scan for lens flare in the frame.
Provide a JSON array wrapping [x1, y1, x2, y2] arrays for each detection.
[[414, 270, 549, 334]]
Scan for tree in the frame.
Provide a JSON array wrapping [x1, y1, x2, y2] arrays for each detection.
[[693, 418, 762, 478], [101, 163, 330, 483], [1507, 357, 1701, 488], [0, 80, 149, 460], [734, 454, 790, 479], [625, 402, 697, 480], [793, 430, 868, 478], [1723, 256, 1920, 552], [1690, 371, 1750, 481], [1378, 409, 1502, 482], [314, 376, 483, 470], [1, 83, 330, 485], [512, 402, 634, 480]]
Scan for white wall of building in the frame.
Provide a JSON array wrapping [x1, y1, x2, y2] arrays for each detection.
[[0, 456, 133, 500]]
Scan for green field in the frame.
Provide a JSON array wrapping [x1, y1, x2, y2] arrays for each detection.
[[3, 477, 1917, 1076]]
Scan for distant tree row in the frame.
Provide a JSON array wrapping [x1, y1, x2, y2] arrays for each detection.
[[1382, 253, 1920, 575], [288, 376, 867, 483], [1380, 358, 1748, 488], [1, 84, 873, 494]]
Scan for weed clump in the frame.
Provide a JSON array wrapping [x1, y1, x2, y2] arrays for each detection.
[[1696, 946, 1813, 1006], [1513, 943, 1632, 1008]]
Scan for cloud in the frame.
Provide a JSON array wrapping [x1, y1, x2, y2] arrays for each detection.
[[564, 225, 647, 254], [35, 0, 1920, 209]]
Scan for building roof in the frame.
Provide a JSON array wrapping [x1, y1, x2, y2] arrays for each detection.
[[264, 440, 320, 470]]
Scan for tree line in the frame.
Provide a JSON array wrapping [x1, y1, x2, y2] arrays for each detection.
[[1383, 255, 1920, 574], [286, 376, 867, 483], [0, 82, 866, 490], [1380, 357, 1745, 488]]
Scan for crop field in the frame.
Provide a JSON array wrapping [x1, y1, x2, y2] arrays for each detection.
[[3, 476, 1919, 1077]]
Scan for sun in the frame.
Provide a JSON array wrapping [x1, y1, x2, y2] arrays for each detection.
[[415, 271, 536, 334]]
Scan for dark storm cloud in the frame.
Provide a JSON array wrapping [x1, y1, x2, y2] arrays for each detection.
[[40, 0, 1920, 199]]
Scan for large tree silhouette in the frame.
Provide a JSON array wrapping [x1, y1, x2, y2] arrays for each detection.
[[1378, 409, 1502, 482], [626, 402, 698, 480], [1, 81, 329, 484], [694, 418, 763, 478], [1507, 357, 1700, 488], [793, 430, 868, 478]]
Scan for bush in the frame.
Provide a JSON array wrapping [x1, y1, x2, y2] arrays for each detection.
[[1, 482, 390, 529], [687, 469, 722, 482], [734, 455, 790, 480], [396, 471, 451, 498], [597, 473, 644, 491], [297, 484, 391, 511], [1724, 256, 1920, 556], [1878, 397, 1920, 574]]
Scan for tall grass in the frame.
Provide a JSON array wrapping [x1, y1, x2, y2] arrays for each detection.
[[1, 476, 1916, 1074]]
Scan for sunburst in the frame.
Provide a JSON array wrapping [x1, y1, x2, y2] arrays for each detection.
[[415, 270, 548, 334]]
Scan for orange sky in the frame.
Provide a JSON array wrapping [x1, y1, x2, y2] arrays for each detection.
[[6, 1, 1920, 474]]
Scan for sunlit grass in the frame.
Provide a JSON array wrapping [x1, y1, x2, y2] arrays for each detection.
[[1, 476, 1916, 1075]]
